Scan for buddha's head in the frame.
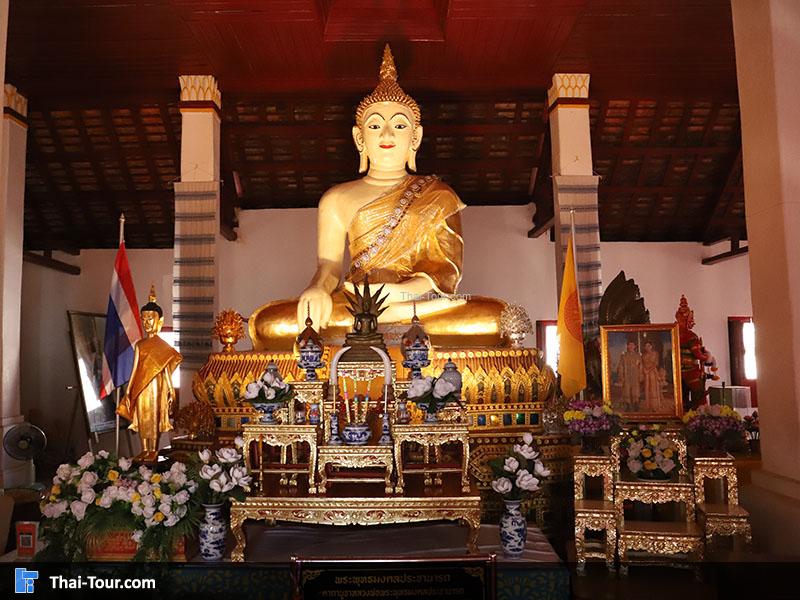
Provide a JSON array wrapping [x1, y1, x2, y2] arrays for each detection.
[[140, 284, 164, 337], [353, 45, 423, 174]]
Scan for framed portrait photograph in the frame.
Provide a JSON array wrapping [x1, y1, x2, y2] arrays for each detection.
[[600, 323, 683, 421]]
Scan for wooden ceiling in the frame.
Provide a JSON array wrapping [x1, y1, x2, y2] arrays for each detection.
[[8, 0, 743, 249]]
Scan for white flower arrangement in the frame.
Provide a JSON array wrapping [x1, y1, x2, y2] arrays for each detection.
[[191, 443, 252, 505], [243, 368, 292, 403], [403, 375, 461, 415], [489, 433, 550, 501]]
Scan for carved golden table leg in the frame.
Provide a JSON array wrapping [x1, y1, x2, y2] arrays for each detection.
[[279, 445, 288, 486], [423, 445, 433, 486], [230, 510, 247, 563], [394, 438, 405, 494], [461, 439, 471, 493], [317, 457, 328, 494], [434, 446, 443, 486], [385, 455, 395, 494]]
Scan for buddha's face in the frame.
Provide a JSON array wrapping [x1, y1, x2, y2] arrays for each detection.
[[141, 310, 164, 337], [353, 102, 422, 171]]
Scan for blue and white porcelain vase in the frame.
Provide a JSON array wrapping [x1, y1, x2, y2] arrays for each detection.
[[499, 499, 527, 558], [199, 503, 227, 561]]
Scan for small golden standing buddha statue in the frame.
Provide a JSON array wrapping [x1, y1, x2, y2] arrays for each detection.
[[117, 286, 182, 462], [249, 45, 507, 351]]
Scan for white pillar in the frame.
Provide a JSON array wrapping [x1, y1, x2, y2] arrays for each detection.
[[732, 0, 800, 498], [0, 84, 30, 486], [547, 74, 602, 338], [174, 76, 221, 402]]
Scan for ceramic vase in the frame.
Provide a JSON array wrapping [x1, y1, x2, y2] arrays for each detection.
[[499, 499, 527, 558], [199, 503, 227, 561]]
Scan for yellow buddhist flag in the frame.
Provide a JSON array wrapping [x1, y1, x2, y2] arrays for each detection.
[[557, 236, 586, 398]]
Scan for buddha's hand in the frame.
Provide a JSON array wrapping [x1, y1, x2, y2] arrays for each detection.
[[298, 285, 333, 330]]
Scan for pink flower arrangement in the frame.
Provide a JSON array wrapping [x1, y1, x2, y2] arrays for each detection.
[[683, 404, 746, 452], [563, 398, 622, 437]]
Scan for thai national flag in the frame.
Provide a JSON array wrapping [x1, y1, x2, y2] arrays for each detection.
[[100, 242, 142, 399]]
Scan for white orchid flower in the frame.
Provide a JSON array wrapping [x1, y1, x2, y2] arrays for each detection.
[[515, 469, 540, 492], [200, 464, 222, 480], [433, 378, 456, 399], [522, 432, 534, 445], [491, 477, 513, 494], [198, 449, 212, 463], [216, 447, 240, 463], [503, 456, 520, 473], [514, 444, 537, 460]]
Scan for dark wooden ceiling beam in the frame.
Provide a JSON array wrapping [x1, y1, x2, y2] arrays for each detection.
[[130, 107, 169, 246], [235, 157, 537, 174], [23, 250, 81, 275], [593, 145, 735, 159], [223, 122, 545, 137], [702, 147, 743, 243], [599, 185, 716, 197]]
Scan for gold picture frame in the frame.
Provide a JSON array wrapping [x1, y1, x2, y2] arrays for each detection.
[[600, 323, 683, 422]]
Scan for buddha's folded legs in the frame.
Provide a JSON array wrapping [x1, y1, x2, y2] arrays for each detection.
[[249, 290, 508, 351]]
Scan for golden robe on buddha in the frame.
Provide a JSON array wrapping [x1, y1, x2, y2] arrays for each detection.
[[117, 336, 182, 440], [250, 174, 506, 350]]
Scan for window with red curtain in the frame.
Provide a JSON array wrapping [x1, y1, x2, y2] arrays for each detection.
[[728, 316, 757, 406]]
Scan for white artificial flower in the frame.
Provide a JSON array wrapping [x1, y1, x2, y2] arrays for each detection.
[[198, 449, 212, 463], [52, 475, 62, 485], [131, 504, 144, 516], [263, 387, 277, 400], [165, 514, 179, 528], [137, 482, 152, 495], [407, 376, 433, 399], [234, 436, 245, 448], [433, 378, 456, 399], [97, 450, 110, 459], [131, 530, 143, 544], [79, 471, 98, 488], [533, 460, 551, 478], [627, 440, 644, 458], [56, 463, 73, 481], [159, 503, 172, 516], [43, 500, 69, 519], [229, 466, 252, 490], [174, 490, 190, 505], [491, 477, 513, 495], [659, 458, 676, 474], [515, 469, 540, 492], [200, 464, 222, 480], [514, 444, 537, 460], [175, 505, 188, 518], [627, 459, 643, 474], [143, 506, 156, 519], [171, 472, 187, 487], [118, 457, 132, 471], [138, 465, 153, 480], [244, 381, 263, 400], [70, 500, 88, 521], [187, 480, 198, 493], [160, 494, 172, 505], [80, 489, 96, 504], [77, 452, 95, 469], [522, 432, 534, 446], [216, 447, 240, 464], [170, 461, 187, 473], [503, 456, 520, 473], [98, 495, 113, 509], [142, 495, 156, 508], [261, 371, 276, 386], [209, 472, 229, 493]]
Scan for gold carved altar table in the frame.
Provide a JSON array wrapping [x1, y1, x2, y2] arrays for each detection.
[[692, 454, 739, 505], [229, 491, 483, 562], [573, 455, 617, 573], [317, 444, 395, 494], [615, 475, 703, 570], [242, 423, 319, 494], [393, 422, 470, 494]]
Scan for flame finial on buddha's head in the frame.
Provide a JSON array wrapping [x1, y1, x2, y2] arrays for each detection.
[[356, 44, 421, 128]]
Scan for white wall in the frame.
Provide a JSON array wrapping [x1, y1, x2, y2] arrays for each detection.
[[20, 205, 752, 457]]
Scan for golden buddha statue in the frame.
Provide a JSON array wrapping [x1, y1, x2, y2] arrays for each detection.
[[250, 45, 506, 351], [117, 286, 182, 462]]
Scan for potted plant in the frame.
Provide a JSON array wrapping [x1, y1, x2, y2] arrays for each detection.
[[563, 398, 622, 455], [402, 375, 462, 422], [620, 427, 680, 480], [683, 404, 746, 455], [243, 361, 292, 423], [37, 451, 199, 562], [187, 437, 252, 561], [488, 433, 550, 557]]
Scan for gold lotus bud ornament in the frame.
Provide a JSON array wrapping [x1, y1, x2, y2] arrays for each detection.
[[500, 304, 534, 348], [213, 309, 246, 352]]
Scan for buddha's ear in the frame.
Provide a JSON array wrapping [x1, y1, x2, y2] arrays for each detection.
[[352, 125, 368, 173], [157, 316, 165, 333], [407, 125, 423, 172]]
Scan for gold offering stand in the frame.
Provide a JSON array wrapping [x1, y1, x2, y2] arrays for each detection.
[[573, 430, 752, 573], [393, 422, 470, 493]]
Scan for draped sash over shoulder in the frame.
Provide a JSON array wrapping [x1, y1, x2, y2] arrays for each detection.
[[346, 175, 466, 295]]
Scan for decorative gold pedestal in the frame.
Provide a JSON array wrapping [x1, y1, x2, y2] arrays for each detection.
[[692, 454, 739, 505], [229, 492, 482, 562], [318, 445, 394, 494], [393, 422, 470, 494], [573, 455, 617, 573], [242, 423, 319, 494], [698, 503, 752, 552], [618, 521, 704, 573]]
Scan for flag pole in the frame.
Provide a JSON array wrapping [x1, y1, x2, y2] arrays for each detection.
[[115, 213, 125, 457]]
